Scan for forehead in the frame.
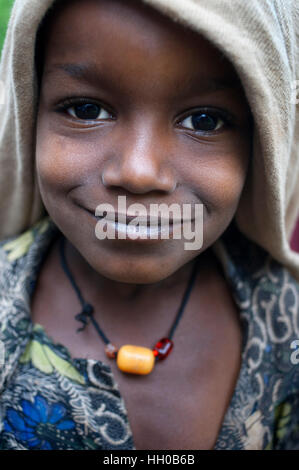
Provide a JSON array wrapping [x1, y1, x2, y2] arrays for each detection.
[[38, 0, 243, 102], [41, 0, 237, 75]]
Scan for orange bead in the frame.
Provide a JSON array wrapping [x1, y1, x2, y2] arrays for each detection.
[[116, 345, 155, 375]]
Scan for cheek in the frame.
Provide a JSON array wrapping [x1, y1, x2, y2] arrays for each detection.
[[206, 160, 247, 209], [189, 147, 250, 214], [35, 130, 90, 190]]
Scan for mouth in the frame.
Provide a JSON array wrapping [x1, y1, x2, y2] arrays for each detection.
[[85, 208, 192, 227], [83, 207, 191, 242], [88, 209, 172, 231]]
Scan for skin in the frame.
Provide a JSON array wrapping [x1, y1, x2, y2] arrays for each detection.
[[36, 0, 252, 291], [33, 0, 252, 449]]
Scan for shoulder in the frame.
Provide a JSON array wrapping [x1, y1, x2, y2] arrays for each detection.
[[217, 221, 299, 398], [215, 223, 299, 449], [242, 246, 299, 417], [0, 217, 53, 264], [0, 217, 57, 288], [248, 257, 299, 399], [0, 216, 60, 392]]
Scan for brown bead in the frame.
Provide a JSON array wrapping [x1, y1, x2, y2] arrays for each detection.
[[105, 343, 118, 359]]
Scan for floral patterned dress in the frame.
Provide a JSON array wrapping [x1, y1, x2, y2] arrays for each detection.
[[0, 216, 299, 450]]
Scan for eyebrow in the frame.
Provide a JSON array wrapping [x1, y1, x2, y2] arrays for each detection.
[[44, 63, 111, 89], [43, 62, 242, 94]]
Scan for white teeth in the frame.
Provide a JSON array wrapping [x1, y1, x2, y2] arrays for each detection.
[[106, 220, 171, 237]]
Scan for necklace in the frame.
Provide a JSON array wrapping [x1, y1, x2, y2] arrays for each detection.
[[59, 236, 199, 375]]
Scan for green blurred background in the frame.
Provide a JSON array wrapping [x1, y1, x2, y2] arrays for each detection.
[[0, 0, 13, 52]]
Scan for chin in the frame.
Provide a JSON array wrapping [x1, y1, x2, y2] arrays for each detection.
[[97, 265, 171, 285], [85, 251, 177, 285]]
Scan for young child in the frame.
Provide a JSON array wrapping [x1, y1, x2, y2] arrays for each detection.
[[0, 0, 298, 450]]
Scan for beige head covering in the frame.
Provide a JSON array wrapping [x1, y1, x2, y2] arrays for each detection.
[[0, 0, 299, 280]]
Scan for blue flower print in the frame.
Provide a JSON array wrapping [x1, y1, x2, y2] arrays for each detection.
[[4, 395, 75, 449]]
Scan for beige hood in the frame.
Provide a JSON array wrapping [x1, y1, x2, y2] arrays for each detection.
[[0, 0, 299, 280]]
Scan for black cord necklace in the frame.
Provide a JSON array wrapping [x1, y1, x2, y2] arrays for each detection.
[[59, 236, 199, 375]]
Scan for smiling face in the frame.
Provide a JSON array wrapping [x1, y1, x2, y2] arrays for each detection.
[[35, 0, 252, 284]]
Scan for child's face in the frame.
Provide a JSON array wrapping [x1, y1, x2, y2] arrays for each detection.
[[36, 0, 252, 284]]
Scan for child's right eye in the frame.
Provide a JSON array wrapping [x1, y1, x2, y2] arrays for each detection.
[[56, 98, 114, 121]]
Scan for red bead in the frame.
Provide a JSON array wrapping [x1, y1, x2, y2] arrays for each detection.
[[153, 338, 173, 360]]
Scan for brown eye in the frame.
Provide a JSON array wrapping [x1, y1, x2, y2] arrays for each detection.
[[66, 103, 111, 121], [181, 112, 225, 132]]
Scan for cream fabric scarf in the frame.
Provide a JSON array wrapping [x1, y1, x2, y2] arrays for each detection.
[[0, 0, 298, 280]]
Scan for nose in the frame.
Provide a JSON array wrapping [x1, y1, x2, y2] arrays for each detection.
[[101, 124, 177, 194]]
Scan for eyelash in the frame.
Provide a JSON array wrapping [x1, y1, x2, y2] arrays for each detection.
[[55, 97, 235, 133], [56, 97, 114, 119], [179, 107, 234, 133]]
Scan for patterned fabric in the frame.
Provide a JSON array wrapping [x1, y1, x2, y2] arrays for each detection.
[[0, 216, 298, 450]]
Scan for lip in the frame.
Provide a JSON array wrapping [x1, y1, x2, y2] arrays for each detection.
[[86, 208, 192, 226], [83, 207, 187, 243], [102, 218, 175, 240]]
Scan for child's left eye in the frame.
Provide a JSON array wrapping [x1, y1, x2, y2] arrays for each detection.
[[179, 110, 229, 133]]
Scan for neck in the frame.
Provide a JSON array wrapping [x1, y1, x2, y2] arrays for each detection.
[[59, 237, 204, 345], [63, 237, 200, 303], [43, 234, 214, 346]]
